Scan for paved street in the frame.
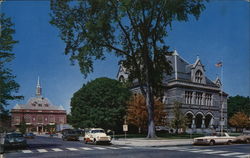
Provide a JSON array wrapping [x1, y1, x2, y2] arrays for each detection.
[[1, 136, 250, 158]]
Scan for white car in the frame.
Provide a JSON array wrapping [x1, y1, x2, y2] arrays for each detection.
[[193, 133, 236, 145], [84, 128, 111, 144]]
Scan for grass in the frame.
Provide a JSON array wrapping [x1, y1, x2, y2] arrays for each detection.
[[111, 133, 205, 139]]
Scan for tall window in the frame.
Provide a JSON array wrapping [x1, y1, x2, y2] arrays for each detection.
[[37, 116, 43, 123], [195, 70, 203, 83], [185, 91, 193, 104], [195, 92, 203, 105], [205, 94, 212, 106]]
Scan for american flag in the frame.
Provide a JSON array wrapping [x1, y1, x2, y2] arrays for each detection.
[[215, 61, 223, 67]]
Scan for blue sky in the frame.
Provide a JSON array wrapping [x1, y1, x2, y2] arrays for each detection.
[[1, 1, 249, 113]]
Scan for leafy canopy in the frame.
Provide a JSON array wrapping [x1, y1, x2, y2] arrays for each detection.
[[229, 112, 250, 129], [127, 94, 167, 132], [227, 95, 250, 119], [70, 77, 131, 130], [0, 14, 23, 113], [50, 0, 207, 95]]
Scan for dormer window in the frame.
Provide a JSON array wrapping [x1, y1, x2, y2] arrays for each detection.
[[44, 104, 49, 107], [195, 70, 203, 83], [38, 104, 42, 107], [119, 75, 125, 82]]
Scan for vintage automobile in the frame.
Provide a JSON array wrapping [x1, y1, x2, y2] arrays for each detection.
[[24, 132, 36, 139], [193, 133, 236, 145], [233, 133, 250, 144], [3, 132, 27, 148], [62, 129, 80, 141], [84, 128, 111, 144]]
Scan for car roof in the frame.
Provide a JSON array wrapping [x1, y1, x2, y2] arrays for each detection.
[[90, 128, 104, 130]]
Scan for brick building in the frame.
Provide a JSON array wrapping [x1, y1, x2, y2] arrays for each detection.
[[11, 78, 67, 133]]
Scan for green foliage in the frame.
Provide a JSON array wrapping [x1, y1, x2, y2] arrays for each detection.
[[19, 119, 27, 134], [227, 95, 250, 119], [50, 0, 207, 138], [0, 13, 23, 113], [50, 0, 207, 95], [70, 77, 131, 131], [171, 101, 187, 134]]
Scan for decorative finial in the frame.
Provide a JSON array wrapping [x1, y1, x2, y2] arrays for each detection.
[[197, 55, 199, 60], [173, 49, 179, 56]]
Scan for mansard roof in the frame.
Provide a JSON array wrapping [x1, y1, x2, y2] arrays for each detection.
[[12, 96, 65, 111], [117, 51, 219, 88], [165, 53, 218, 87]]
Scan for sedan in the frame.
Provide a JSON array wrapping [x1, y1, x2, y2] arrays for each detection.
[[4, 132, 27, 148], [193, 132, 236, 145], [233, 133, 250, 144]]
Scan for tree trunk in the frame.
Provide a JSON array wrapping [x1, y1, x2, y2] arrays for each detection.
[[145, 71, 156, 138]]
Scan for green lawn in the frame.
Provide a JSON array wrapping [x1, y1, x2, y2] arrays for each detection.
[[112, 133, 205, 139]]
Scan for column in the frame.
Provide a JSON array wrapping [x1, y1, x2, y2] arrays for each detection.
[[191, 116, 196, 129], [192, 92, 196, 105], [202, 93, 206, 105], [41, 126, 44, 133], [201, 116, 205, 129], [36, 126, 39, 133]]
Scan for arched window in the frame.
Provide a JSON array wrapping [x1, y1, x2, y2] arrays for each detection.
[[195, 70, 203, 83], [119, 75, 125, 82]]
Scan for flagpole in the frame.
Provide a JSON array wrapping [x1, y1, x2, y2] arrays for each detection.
[[220, 61, 223, 136]]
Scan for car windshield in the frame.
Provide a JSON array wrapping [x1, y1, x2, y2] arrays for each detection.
[[8, 133, 23, 138], [91, 130, 105, 133]]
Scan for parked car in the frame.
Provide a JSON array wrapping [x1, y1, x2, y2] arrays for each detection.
[[24, 132, 36, 139], [84, 128, 111, 144], [233, 133, 250, 144], [62, 129, 80, 141], [3, 132, 27, 148], [193, 132, 236, 145]]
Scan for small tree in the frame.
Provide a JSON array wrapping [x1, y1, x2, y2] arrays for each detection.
[[127, 94, 167, 133], [171, 101, 187, 134], [229, 112, 250, 132], [19, 119, 27, 134]]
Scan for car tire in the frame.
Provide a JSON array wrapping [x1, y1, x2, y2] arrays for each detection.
[[209, 140, 215, 146], [84, 139, 87, 144], [93, 139, 97, 145], [246, 139, 250, 144], [227, 140, 232, 145]]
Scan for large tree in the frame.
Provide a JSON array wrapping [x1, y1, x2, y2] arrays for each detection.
[[70, 77, 131, 131], [50, 0, 207, 138], [127, 94, 167, 133], [0, 14, 22, 115]]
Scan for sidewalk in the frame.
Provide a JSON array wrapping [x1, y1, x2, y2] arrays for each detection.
[[111, 138, 193, 147]]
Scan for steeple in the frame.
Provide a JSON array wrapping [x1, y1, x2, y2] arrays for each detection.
[[36, 76, 42, 97]]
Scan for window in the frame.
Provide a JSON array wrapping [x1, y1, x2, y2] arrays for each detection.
[[119, 75, 125, 82], [185, 91, 193, 104], [205, 94, 212, 106], [44, 104, 49, 107], [50, 116, 55, 123], [195, 70, 203, 83], [195, 92, 203, 105], [15, 116, 20, 124], [37, 116, 43, 123], [38, 104, 42, 107]]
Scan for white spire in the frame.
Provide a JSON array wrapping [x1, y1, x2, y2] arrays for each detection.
[[36, 76, 42, 97]]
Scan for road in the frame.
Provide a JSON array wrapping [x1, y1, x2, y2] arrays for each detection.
[[2, 136, 250, 158]]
